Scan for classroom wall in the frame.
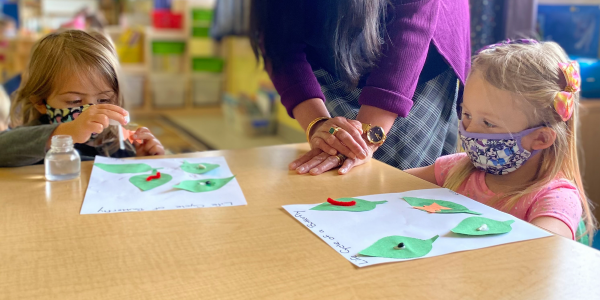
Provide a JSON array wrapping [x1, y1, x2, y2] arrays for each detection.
[[538, 0, 600, 4]]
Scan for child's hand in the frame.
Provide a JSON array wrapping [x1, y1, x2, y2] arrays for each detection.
[[53, 104, 128, 143], [132, 127, 165, 156]]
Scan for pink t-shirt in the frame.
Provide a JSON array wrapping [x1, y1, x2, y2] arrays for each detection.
[[434, 153, 583, 239]]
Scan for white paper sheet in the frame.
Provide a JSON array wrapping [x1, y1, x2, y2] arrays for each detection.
[[283, 188, 551, 267], [81, 156, 246, 214]]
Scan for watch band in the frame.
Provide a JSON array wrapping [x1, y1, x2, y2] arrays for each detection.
[[306, 117, 330, 142], [362, 123, 371, 133]]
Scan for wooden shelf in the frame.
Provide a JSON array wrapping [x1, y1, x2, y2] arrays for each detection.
[[146, 28, 188, 41], [121, 63, 147, 75]]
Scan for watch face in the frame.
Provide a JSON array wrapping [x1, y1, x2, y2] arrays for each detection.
[[368, 126, 385, 143]]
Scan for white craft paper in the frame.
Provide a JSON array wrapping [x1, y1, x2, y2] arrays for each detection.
[[81, 156, 246, 214], [283, 188, 551, 267]]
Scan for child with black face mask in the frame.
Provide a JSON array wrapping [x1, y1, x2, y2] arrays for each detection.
[[0, 30, 164, 167]]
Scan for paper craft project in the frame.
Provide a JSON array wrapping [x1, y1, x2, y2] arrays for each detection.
[[129, 170, 173, 191], [451, 217, 515, 236], [82, 156, 246, 214], [310, 198, 387, 212], [174, 176, 235, 193], [359, 235, 439, 259], [283, 188, 551, 267], [94, 162, 153, 174], [403, 197, 481, 215], [180, 160, 220, 174]]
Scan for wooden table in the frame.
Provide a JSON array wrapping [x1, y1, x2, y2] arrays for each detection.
[[1, 144, 600, 299]]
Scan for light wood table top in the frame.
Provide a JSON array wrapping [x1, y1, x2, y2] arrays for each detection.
[[1, 144, 600, 299]]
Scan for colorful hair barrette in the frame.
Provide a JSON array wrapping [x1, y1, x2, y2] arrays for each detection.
[[553, 61, 580, 122], [476, 39, 539, 54]]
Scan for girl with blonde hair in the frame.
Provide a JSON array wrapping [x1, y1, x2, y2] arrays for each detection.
[[0, 29, 164, 167], [407, 39, 595, 243]]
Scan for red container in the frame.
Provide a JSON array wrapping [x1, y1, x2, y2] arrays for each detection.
[[152, 10, 183, 29]]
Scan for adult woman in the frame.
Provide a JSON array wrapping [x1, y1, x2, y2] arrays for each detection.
[[251, 0, 470, 175]]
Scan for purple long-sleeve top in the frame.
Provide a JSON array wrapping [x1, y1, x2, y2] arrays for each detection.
[[268, 0, 471, 118]]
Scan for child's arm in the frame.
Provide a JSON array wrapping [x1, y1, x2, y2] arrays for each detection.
[[132, 127, 165, 156], [531, 217, 572, 239], [0, 124, 59, 167], [0, 104, 129, 167], [405, 164, 437, 185]]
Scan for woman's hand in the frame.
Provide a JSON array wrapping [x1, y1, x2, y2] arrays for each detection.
[[132, 127, 165, 156], [290, 143, 376, 175], [53, 104, 128, 144], [309, 117, 369, 160]]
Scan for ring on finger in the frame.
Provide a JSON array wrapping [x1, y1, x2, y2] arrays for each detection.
[[328, 126, 341, 136], [336, 154, 346, 166]]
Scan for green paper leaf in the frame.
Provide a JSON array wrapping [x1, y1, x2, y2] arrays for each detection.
[[174, 176, 235, 193], [180, 160, 220, 174], [94, 163, 153, 174], [310, 198, 387, 212], [359, 235, 439, 259], [403, 197, 481, 215], [129, 170, 173, 191], [451, 217, 515, 236]]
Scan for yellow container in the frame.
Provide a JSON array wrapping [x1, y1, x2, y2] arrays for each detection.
[[116, 29, 144, 64], [189, 38, 214, 56]]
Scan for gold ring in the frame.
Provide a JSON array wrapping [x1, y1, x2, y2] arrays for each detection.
[[328, 126, 340, 136], [336, 154, 346, 166]]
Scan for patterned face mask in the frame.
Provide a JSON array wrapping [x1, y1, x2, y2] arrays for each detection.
[[46, 103, 93, 124], [459, 122, 543, 175], [45, 103, 99, 142]]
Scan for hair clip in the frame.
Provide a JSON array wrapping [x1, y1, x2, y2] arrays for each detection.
[[476, 39, 539, 54], [553, 61, 580, 122]]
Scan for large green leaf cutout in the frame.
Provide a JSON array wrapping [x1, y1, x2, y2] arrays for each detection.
[[451, 217, 515, 236], [129, 169, 172, 191], [174, 176, 235, 193], [310, 198, 387, 212], [180, 160, 220, 174], [359, 235, 439, 259], [403, 197, 481, 215], [94, 163, 153, 174]]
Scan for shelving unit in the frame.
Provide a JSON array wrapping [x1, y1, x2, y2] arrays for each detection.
[[113, 1, 223, 116]]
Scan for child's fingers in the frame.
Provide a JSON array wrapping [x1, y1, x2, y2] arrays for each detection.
[[89, 114, 109, 131], [147, 143, 165, 156], [133, 128, 154, 140], [142, 139, 164, 155], [93, 109, 128, 125], [94, 104, 129, 116], [86, 122, 105, 135]]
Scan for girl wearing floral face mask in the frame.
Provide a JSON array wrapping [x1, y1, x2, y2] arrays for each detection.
[[0, 30, 164, 167], [406, 40, 596, 244]]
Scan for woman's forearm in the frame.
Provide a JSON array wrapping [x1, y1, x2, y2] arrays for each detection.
[[356, 105, 398, 134], [292, 98, 331, 131]]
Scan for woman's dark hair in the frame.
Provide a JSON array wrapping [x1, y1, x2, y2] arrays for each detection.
[[250, 0, 390, 87]]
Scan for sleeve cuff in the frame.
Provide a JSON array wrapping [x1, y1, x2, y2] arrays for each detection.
[[358, 86, 414, 118], [280, 81, 326, 118], [530, 214, 577, 240]]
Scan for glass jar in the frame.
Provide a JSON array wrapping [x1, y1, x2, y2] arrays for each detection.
[[44, 135, 80, 181]]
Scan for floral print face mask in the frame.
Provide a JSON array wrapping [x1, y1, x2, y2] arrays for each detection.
[[46, 103, 93, 124], [459, 122, 542, 175], [45, 103, 99, 142]]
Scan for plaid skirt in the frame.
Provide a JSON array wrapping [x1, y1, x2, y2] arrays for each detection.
[[316, 68, 459, 170]]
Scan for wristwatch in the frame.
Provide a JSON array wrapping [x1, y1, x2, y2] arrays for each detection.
[[362, 123, 387, 145]]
